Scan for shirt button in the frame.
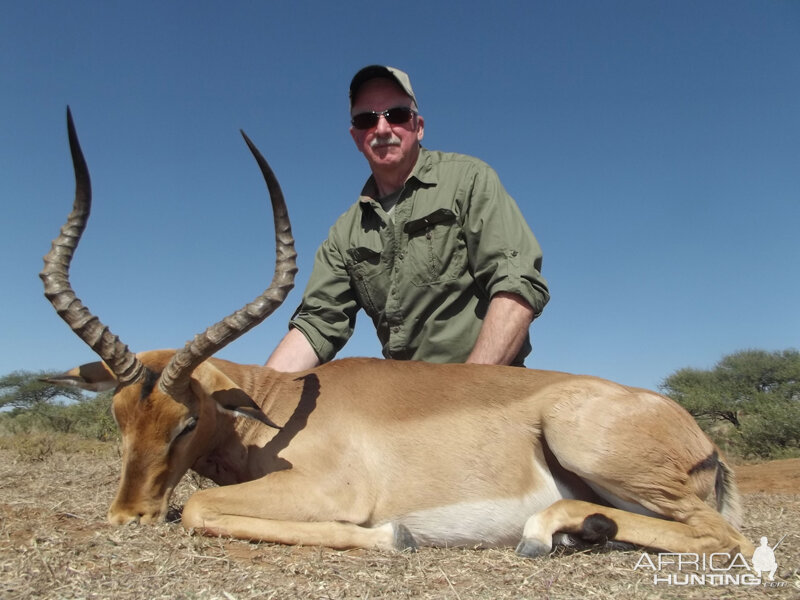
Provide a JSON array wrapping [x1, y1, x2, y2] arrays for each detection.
[[398, 253, 404, 260]]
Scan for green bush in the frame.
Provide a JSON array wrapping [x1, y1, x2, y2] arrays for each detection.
[[0, 431, 117, 461], [739, 399, 800, 459], [0, 370, 119, 442], [661, 349, 800, 460], [0, 393, 118, 441]]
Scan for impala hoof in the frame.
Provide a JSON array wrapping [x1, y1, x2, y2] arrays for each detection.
[[394, 524, 418, 552], [515, 538, 551, 558]]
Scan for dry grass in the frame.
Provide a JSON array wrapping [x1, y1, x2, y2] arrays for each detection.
[[1, 439, 798, 599]]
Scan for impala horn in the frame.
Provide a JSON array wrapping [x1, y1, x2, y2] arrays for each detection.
[[41, 108, 298, 398], [159, 130, 297, 399], [40, 108, 145, 385]]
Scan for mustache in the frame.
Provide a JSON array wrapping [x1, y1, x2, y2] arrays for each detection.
[[370, 135, 402, 148]]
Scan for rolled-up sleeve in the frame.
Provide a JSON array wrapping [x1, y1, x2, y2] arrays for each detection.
[[289, 234, 358, 363], [461, 164, 550, 317]]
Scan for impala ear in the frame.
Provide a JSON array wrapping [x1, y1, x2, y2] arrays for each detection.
[[212, 387, 283, 430], [42, 361, 118, 392], [191, 362, 282, 430]]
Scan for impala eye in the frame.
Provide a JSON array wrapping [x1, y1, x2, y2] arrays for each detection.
[[178, 417, 198, 437]]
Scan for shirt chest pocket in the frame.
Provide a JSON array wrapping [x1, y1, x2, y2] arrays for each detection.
[[345, 246, 389, 317], [403, 208, 467, 286]]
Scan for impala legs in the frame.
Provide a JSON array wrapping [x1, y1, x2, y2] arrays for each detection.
[[516, 498, 754, 558], [183, 513, 417, 551], [181, 473, 417, 551]]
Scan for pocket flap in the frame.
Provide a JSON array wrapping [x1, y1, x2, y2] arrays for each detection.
[[347, 246, 382, 264], [403, 208, 456, 235]]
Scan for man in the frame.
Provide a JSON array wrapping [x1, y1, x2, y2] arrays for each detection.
[[266, 65, 549, 371]]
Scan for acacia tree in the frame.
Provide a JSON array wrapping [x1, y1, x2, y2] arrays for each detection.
[[660, 367, 741, 426], [1, 370, 89, 435], [0, 370, 85, 410], [660, 349, 800, 458], [0, 370, 118, 440]]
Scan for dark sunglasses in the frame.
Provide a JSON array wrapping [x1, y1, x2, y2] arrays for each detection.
[[351, 106, 417, 130]]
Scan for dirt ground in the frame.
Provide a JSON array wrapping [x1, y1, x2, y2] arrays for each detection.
[[736, 458, 800, 495], [0, 445, 798, 600]]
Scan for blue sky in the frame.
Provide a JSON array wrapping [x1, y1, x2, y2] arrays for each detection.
[[2, 1, 798, 391]]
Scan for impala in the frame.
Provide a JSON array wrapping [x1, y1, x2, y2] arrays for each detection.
[[42, 109, 753, 558]]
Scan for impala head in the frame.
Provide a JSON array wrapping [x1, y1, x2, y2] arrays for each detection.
[[41, 108, 296, 524]]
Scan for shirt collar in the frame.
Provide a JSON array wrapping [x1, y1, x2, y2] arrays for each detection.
[[358, 148, 438, 206]]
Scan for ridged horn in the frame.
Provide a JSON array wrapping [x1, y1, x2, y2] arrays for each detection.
[[159, 130, 297, 398], [40, 108, 145, 385]]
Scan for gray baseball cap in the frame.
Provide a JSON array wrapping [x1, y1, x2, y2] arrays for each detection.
[[349, 65, 418, 108]]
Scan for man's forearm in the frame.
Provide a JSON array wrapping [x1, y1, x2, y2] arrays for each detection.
[[265, 328, 321, 372], [466, 292, 535, 365]]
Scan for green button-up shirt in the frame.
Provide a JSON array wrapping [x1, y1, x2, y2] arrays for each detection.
[[290, 148, 549, 365]]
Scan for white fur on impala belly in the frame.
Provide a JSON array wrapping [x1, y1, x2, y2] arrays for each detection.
[[398, 462, 563, 547]]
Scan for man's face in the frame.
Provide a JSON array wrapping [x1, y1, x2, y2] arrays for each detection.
[[350, 78, 424, 177]]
